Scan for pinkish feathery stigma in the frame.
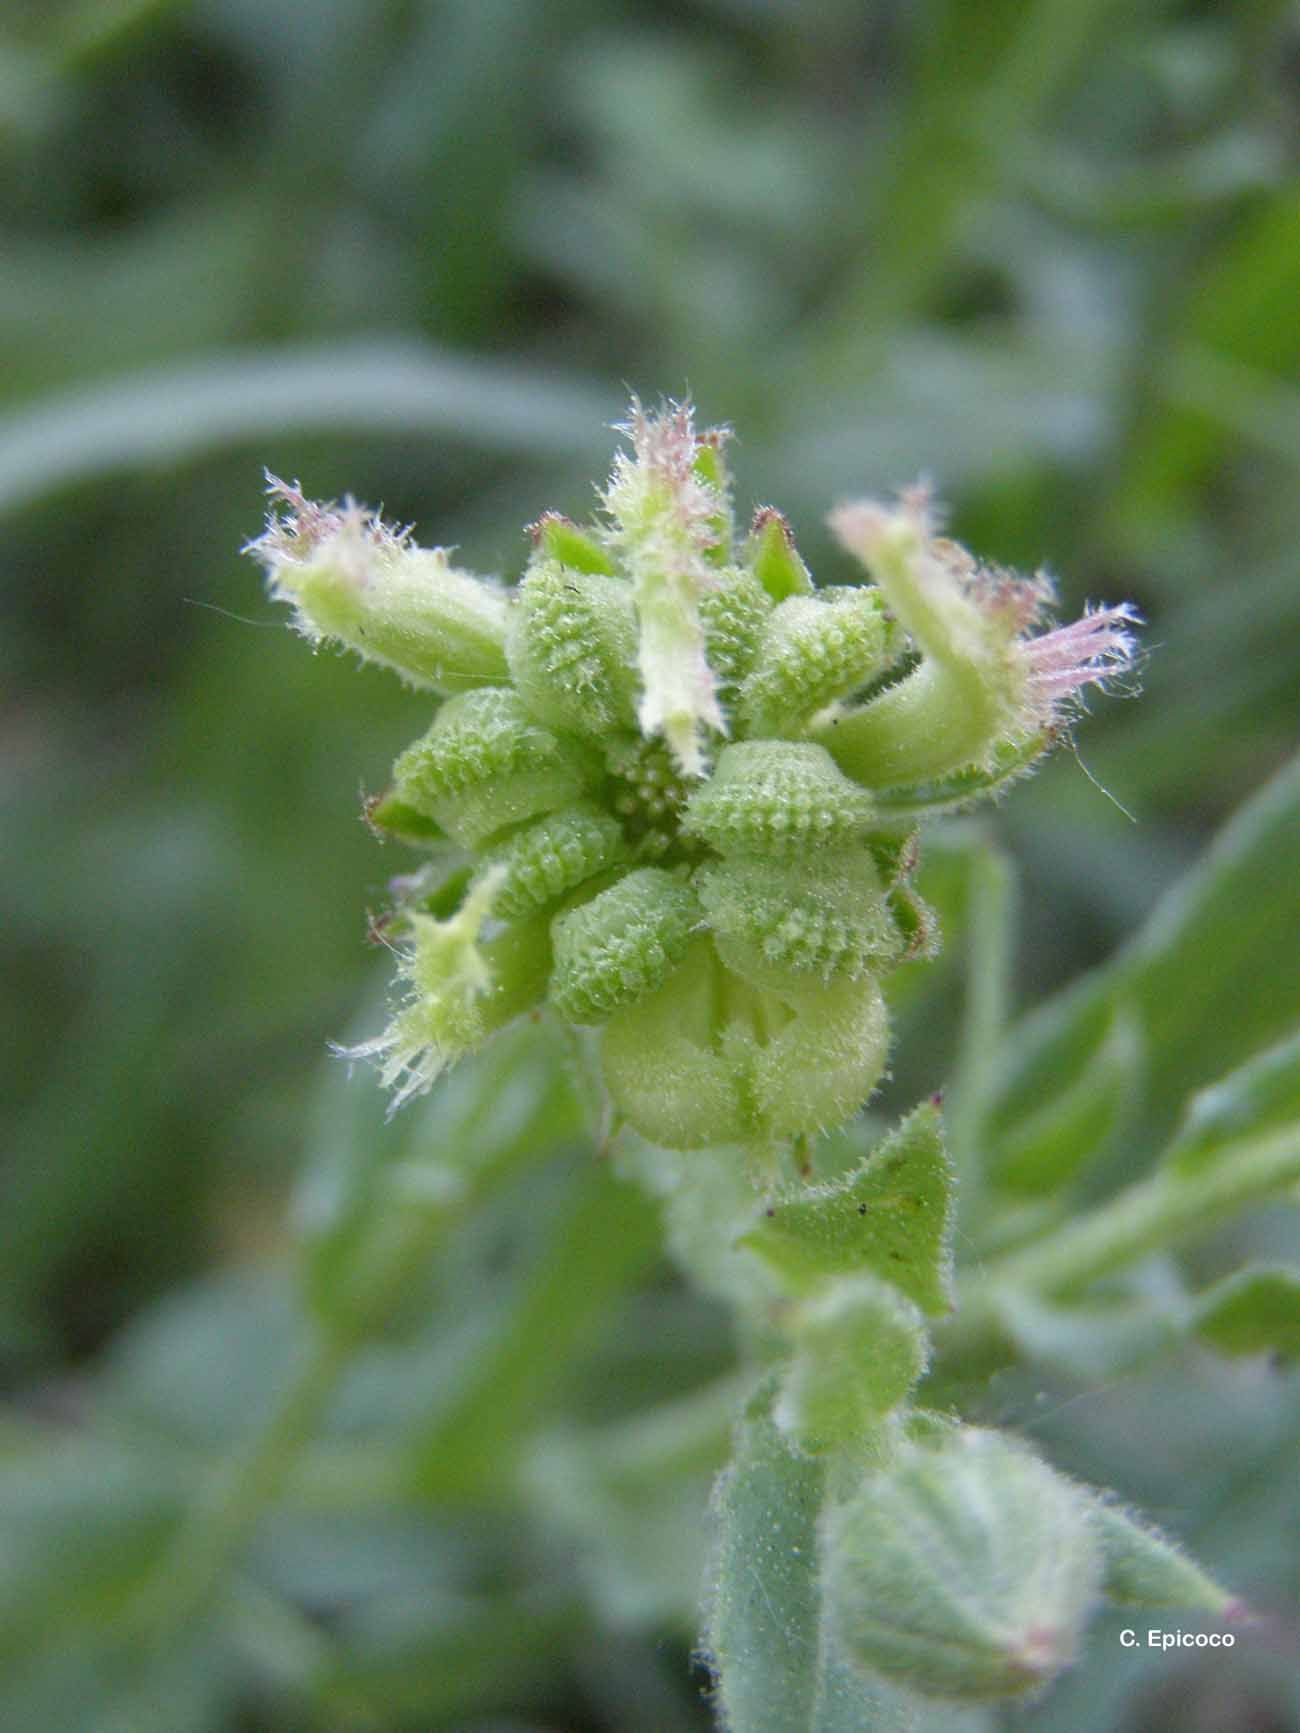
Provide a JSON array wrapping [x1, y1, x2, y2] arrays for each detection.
[[606, 396, 722, 551], [246, 473, 412, 572], [1023, 603, 1142, 713]]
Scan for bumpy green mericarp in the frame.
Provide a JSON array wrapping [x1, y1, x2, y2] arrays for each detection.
[[248, 401, 1137, 1157]]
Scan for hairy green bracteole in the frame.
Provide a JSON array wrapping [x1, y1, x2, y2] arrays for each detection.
[[245, 402, 1249, 1727]]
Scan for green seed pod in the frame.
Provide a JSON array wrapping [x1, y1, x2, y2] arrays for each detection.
[[695, 852, 901, 991], [600, 938, 751, 1148], [738, 589, 894, 740], [698, 563, 774, 712], [681, 741, 876, 858], [749, 973, 888, 1143], [391, 688, 596, 848], [479, 802, 628, 921], [825, 1429, 1102, 1703], [602, 945, 887, 1149], [549, 866, 700, 1025], [507, 556, 640, 738]]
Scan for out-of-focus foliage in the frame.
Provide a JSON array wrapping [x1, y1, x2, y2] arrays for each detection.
[[1, 2, 1297, 1729]]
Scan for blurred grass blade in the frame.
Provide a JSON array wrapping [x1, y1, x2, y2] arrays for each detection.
[[0, 343, 615, 513], [1163, 1027, 1300, 1177], [989, 1005, 1141, 1196]]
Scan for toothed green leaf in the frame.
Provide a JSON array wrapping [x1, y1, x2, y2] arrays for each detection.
[[742, 1104, 954, 1317]]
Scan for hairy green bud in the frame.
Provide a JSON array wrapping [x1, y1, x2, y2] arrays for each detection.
[[774, 1273, 929, 1455], [825, 1428, 1102, 1702], [254, 406, 1134, 1159]]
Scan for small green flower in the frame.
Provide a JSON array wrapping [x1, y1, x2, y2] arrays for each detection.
[[251, 405, 1136, 1158]]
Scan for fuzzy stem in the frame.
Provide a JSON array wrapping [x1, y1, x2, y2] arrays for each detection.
[[942, 1124, 1300, 1361], [130, 1326, 351, 1641], [132, 1181, 464, 1640]]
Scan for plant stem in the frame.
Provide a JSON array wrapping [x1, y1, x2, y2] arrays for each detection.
[[134, 1325, 352, 1641], [942, 1124, 1300, 1361], [137, 1178, 467, 1640], [948, 840, 1014, 1197]]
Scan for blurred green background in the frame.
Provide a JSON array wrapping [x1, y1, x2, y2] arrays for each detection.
[[1, 1, 1298, 1729]]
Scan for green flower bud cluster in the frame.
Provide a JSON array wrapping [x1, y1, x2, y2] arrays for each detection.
[[247, 403, 1136, 1149]]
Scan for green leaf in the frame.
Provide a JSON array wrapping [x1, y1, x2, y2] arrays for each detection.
[[296, 1020, 582, 1337], [406, 1154, 665, 1500], [741, 1104, 955, 1318], [989, 1006, 1142, 1195], [318, 1589, 581, 1726], [1090, 1498, 1236, 1614], [1163, 1028, 1300, 1178], [985, 753, 1300, 1168], [1190, 1266, 1300, 1362], [994, 1281, 1181, 1381], [0, 1439, 185, 1662], [1111, 184, 1300, 542], [775, 1275, 929, 1456], [522, 1376, 740, 1628], [0, 342, 614, 513]]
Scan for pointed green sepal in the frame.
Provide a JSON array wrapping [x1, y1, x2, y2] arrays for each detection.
[[1089, 1497, 1237, 1615], [365, 790, 450, 847], [745, 507, 814, 602], [529, 510, 616, 575]]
